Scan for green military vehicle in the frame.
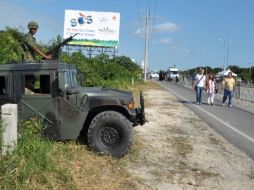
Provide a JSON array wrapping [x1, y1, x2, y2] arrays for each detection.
[[0, 61, 145, 158]]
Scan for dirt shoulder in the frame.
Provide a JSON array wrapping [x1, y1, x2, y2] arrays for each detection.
[[126, 87, 254, 190]]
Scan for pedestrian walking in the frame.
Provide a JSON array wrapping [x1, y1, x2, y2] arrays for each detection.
[[222, 72, 236, 108], [192, 68, 206, 105], [206, 74, 216, 105], [23, 21, 52, 62]]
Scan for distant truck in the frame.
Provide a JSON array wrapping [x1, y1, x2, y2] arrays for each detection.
[[166, 67, 179, 82]]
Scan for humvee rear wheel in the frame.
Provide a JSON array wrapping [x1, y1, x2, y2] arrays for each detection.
[[87, 111, 132, 158]]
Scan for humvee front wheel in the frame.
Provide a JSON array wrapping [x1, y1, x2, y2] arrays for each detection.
[[87, 111, 132, 158]]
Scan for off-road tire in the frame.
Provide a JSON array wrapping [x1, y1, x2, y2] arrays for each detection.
[[87, 111, 132, 158]]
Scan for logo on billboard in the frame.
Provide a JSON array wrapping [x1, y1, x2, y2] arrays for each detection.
[[98, 27, 116, 34], [70, 12, 93, 27], [112, 16, 117, 21]]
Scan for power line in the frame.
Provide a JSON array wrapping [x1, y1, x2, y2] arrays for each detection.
[[147, 0, 158, 73], [151, 0, 158, 19], [136, 0, 158, 28], [136, 0, 143, 26]]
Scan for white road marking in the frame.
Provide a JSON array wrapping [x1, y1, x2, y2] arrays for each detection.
[[160, 83, 254, 144]]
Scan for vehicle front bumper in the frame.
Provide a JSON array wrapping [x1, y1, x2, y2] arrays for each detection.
[[131, 91, 146, 126]]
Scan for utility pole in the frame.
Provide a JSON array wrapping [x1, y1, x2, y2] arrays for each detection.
[[143, 8, 150, 82]]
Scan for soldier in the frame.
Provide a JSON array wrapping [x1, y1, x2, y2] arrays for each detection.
[[24, 75, 36, 95], [23, 21, 52, 62]]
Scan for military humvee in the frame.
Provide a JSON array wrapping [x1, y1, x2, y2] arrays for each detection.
[[0, 61, 145, 158]]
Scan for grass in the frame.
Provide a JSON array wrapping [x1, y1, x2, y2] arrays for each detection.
[[0, 120, 5, 153], [0, 123, 139, 190], [50, 143, 137, 190], [0, 119, 75, 190], [167, 127, 193, 156], [171, 135, 193, 156]]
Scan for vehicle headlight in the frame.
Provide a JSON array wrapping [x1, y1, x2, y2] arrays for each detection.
[[121, 100, 134, 109], [127, 102, 134, 109]]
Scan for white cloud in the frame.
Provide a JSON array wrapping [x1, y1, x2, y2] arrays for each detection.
[[135, 21, 181, 37], [134, 28, 144, 37], [154, 22, 181, 33], [160, 38, 173, 45]]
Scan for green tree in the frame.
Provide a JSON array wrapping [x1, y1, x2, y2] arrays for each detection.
[[0, 29, 23, 64], [212, 67, 222, 74], [60, 51, 143, 87]]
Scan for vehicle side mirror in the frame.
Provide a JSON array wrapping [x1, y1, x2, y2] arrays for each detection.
[[66, 87, 79, 95]]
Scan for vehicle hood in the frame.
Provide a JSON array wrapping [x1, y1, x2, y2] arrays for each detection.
[[73, 86, 133, 99]]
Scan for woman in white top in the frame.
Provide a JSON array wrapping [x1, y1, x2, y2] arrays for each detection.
[[206, 74, 216, 105], [192, 68, 206, 105]]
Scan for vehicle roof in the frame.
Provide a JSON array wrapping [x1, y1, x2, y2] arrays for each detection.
[[0, 61, 76, 72], [169, 68, 178, 71]]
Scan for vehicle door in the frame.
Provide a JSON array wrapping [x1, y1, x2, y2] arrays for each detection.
[[57, 69, 86, 140], [19, 72, 60, 139]]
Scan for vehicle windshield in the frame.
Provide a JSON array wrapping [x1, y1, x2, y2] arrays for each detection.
[[172, 71, 178, 74], [63, 69, 80, 88]]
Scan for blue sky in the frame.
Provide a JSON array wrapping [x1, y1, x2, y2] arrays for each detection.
[[1, 0, 254, 71]]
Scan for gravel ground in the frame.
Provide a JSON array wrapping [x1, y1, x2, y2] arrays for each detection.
[[126, 88, 254, 190]]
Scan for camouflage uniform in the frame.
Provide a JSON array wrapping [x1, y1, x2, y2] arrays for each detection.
[[23, 32, 37, 62], [22, 21, 39, 62]]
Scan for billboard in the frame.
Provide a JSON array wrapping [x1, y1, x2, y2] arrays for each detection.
[[64, 10, 120, 48]]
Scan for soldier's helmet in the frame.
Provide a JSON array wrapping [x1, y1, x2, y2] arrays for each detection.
[[27, 21, 39, 29]]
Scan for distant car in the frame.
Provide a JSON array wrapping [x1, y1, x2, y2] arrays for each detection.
[[167, 67, 179, 81], [151, 73, 159, 78]]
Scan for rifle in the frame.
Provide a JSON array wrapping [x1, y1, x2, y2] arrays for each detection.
[[47, 33, 78, 60]]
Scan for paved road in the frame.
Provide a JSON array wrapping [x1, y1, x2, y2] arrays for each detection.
[[156, 80, 254, 160]]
